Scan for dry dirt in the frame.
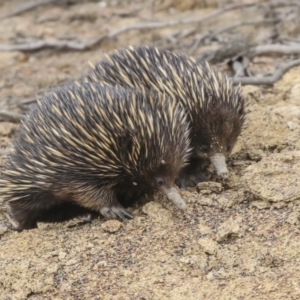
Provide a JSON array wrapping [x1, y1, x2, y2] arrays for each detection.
[[1, 1, 300, 299]]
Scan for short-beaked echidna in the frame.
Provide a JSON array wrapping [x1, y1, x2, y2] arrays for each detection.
[[0, 83, 191, 231], [82, 46, 246, 188]]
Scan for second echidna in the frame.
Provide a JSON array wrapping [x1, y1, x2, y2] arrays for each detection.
[[0, 83, 191, 230], [82, 46, 246, 188]]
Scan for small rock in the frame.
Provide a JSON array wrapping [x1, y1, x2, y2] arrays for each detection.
[[98, 1, 107, 8], [101, 220, 123, 233], [242, 151, 300, 203], [196, 196, 213, 206], [58, 252, 66, 260], [65, 258, 78, 266], [206, 271, 215, 280], [180, 254, 207, 270], [287, 121, 298, 130], [198, 238, 218, 255], [286, 211, 299, 225], [272, 201, 287, 209], [198, 222, 212, 235], [217, 218, 241, 241], [196, 182, 223, 194], [246, 149, 263, 161], [142, 201, 173, 224], [252, 201, 271, 209], [199, 189, 212, 195]]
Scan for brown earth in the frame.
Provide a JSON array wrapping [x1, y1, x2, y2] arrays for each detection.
[[1, 1, 300, 299]]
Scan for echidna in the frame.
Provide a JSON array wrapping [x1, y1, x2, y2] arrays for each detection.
[[0, 83, 191, 231], [82, 46, 246, 188]]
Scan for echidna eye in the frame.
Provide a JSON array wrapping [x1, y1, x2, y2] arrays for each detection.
[[156, 178, 165, 186], [226, 145, 232, 152], [200, 145, 209, 153]]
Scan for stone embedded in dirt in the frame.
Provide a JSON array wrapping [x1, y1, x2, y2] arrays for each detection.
[[217, 217, 242, 241], [142, 201, 173, 224], [65, 258, 78, 266], [286, 211, 300, 225], [196, 196, 214, 206], [252, 200, 271, 210], [196, 182, 223, 194], [101, 220, 123, 233], [216, 190, 246, 208], [198, 238, 218, 255], [198, 222, 213, 235], [246, 149, 264, 161], [287, 121, 298, 131], [179, 254, 207, 270], [242, 151, 300, 203], [58, 252, 67, 260]]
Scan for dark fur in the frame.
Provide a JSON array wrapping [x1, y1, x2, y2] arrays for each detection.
[[0, 83, 190, 230], [82, 46, 246, 186]]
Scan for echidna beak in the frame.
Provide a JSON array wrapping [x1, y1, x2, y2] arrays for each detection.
[[160, 186, 187, 210], [210, 153, 229, 178]]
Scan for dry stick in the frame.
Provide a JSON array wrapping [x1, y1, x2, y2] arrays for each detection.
[[232, 58, 300, 85], [108, 1, 265, 36], [0, 1, 267, 52], [0, 38, 103, 51], [0, 110, 24, 122], [252, 44, 300, 56], [0, 0, 55, 21], [189, 18, 279, 54]]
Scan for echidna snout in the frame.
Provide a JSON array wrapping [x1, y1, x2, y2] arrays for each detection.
[[160, 185, 186, 210], [210, 153, 229, 178]]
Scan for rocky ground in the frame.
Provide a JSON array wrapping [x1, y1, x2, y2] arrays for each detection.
[[1, 1, 300, 299]]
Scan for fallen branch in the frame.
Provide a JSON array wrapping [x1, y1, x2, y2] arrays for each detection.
[[0, 37, 107, 51], [189, 18, 278, 54], [0, 110, 25, 122], [252, 44, 300, 56], [0, 0, 55, 21], [107, 2, 255, 37], [0, 1, 267, 52], [232, 58, 300, 85]]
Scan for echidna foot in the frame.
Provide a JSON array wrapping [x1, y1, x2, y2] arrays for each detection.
[[100, 205, 133, 221], [176, 171, 208, 190]]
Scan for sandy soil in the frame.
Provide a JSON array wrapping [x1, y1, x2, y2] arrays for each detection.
[[1, 1, 300, 299]]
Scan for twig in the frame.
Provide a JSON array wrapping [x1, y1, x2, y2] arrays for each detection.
[[190, 18, 279, 54], [0, 1, 266, 52], [0, 0, 55, 21], [108, 2, 265, 36], [232, 58, 300, 85], [252, 44, 300, 56], [0, 37, 107, 51], [0, 110, 25, 122]]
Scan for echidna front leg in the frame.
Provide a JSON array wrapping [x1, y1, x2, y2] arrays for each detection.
[[8, 199, 38, 231], [72, 186, 133, 221]]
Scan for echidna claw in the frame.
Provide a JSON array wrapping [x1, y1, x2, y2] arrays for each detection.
[[101, 206, 133, 221], [176, 171, 208, 189], [177, 179, 187, 190]]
